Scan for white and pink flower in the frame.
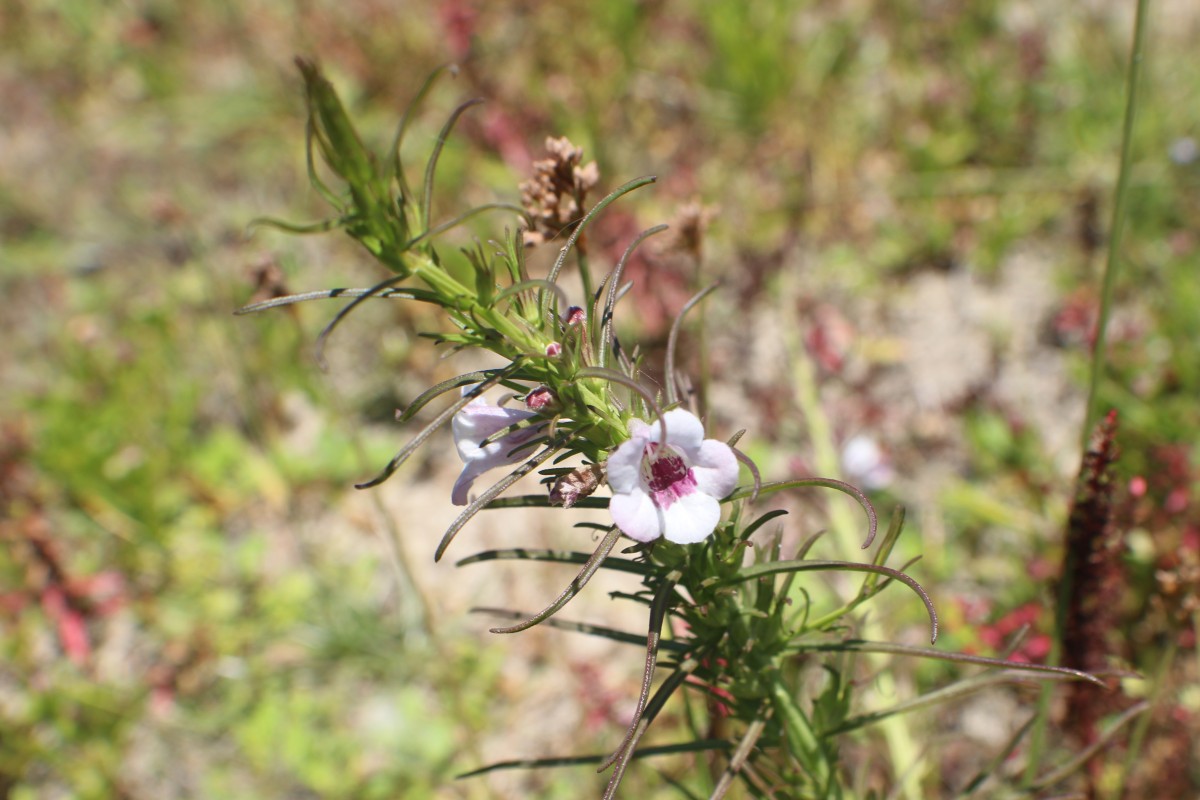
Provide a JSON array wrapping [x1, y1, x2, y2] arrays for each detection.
[[607, 409, 739, 544], [451, 396, 544, 506]]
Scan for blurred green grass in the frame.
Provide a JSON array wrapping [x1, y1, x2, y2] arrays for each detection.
[[2, 0, 1198, 796]]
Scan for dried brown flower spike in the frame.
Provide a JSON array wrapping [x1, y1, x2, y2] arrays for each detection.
[[520, 136, 599, 247], [664, 200, 716, 263]]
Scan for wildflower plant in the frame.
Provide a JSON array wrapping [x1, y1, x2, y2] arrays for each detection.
[[241, 60, 1118, 798]]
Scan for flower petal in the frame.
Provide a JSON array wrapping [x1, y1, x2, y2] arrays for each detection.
[[690, 439, 739, 500], [628, 418, 653, 440], [653, 409, 704, 453], [606, 434, 647, 494], [661, 491, 721, 544], [452, 399, 536, 461], [610, 488, 662, 542], [449, 396, 545, 505], [451, 462, 487, 506]]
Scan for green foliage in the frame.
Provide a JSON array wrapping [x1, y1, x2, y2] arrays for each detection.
[[3, 0, 1198, 797]]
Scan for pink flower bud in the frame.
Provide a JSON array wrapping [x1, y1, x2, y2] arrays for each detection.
[[565, 306, 586, 326], [545, 341, 562, 357], [525, 386, 555, 411]]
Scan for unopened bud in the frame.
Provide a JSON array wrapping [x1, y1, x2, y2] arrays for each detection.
[[545, 341, 562, 357], [565, 306, 586, 326], [550, 462, 606, 508], [525, 386, 556, 411]]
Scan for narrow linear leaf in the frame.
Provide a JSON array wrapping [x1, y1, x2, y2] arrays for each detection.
[[357, 366, 521, 489], [729, 478, 878, 550], [245, 215, 343, 236], [480, 494, 610, 510], [731, 447, 762, 506], [315, 273, 409, 367], [457, 547, 651, 575], [1029, 701, 1149, 791], [456, 739, 730, 779], [407, 202, 526, 246], [488, 527, 622, 633], [435, 441, 564, 561], [390, 63, 458, 198], [597, 224, 670, 370], [603, 664, 696, 800], [305, 118, 343, 207], [826, 670, 1092, 737], [470, 608, 688, 652], [396, 369, 529, 425], [770, 679, 830, 784], [602, 577, 677, 774], [791, 640, 1107, 686], [709, 712, 770, 800], [725, 560, 938, 643], [738, 509, 789, 542], [575, 366, 666, 442], [541, 175, 658, 316], [235, 286, 441, 315], [493, 278, 570, 316], [664, 281, 720, 405], [420, 97, 485, 231], [958, 716, 1036, 796]]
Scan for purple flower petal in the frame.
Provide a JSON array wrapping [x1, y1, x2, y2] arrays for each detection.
[[450, 396, 543, 506]]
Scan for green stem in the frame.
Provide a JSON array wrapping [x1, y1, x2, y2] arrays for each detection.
[[1080, 0, 1149, 451], [409, 257, 539, 352]]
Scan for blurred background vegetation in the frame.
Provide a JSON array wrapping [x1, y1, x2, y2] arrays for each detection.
[[1, 0, 1197, 797]]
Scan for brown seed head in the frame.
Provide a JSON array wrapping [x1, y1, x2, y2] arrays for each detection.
[[520, 137, 599, 247]]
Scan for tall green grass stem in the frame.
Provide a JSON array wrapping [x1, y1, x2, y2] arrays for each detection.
[[1081, 0, 1150, 452]]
